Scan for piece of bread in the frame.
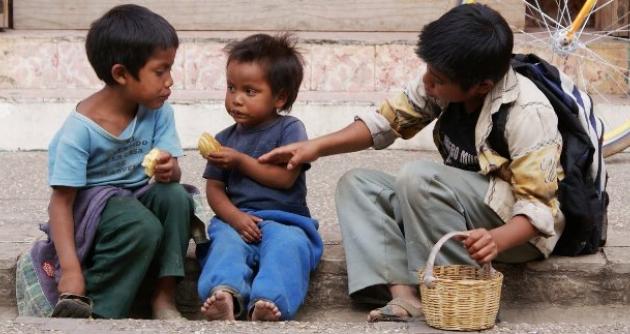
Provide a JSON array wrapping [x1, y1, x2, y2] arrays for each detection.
[[141, 148, 161, 177], [198, 132, 222, 158]]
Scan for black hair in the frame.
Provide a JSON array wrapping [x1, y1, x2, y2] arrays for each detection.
[[416, 3, 513, 91], [225, 33, 304, 112], [85, 4, 179, 86]]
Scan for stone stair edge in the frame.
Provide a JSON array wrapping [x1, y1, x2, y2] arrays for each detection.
[[2, 240, 630, 307], [1, 237, 629, 274], [3, 240, 626, 276]]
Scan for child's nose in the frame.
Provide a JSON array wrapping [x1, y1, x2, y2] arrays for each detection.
[[422, 73, 435, 95], [232, 92, 244, 105], [422, 72, 434, 90], [165, 74, 174, 88]]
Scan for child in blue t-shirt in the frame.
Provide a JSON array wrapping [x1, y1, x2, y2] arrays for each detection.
[[21, 5, 193, 320], [197, 33, 323, 321]]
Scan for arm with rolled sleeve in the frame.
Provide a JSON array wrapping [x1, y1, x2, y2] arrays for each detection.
[[357, 66, 443, 149], [506, 102, 563, 237], [466, 101, 562, 261]]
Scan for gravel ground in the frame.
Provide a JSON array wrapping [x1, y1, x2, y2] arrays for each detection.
[[1, 318, 629, 334]]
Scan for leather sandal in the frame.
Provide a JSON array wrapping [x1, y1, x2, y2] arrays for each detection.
[[367, 297, 423, 322], [52, 293, 93, 318]]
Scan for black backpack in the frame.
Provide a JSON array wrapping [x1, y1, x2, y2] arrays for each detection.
[[488, 53, 609, 256]]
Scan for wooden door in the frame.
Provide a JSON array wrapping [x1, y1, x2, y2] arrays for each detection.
[[11, 0, 525, 32], [0, 0, 9, 28], [596, 0, 630, 38]]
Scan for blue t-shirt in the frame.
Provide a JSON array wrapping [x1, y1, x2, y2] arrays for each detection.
[[48, 103, 184, 189], [203, 116, 311, 217]]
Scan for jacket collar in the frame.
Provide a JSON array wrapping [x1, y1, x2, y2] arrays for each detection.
[[486, 67, 519, 116], [475, 67, 520, 149]]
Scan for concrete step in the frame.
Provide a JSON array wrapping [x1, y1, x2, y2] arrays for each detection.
[[1, 150, 630, 320]]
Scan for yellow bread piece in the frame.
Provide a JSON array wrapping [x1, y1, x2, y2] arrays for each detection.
[[198, 132, 222, 158], [141, 148, 161, 177]]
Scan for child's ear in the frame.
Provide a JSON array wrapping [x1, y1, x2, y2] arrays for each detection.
[[274, 91, 289, 110], [111, 64, 129, 85]]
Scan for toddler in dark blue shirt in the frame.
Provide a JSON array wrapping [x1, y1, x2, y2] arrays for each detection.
[[197, 33, 322, 321]]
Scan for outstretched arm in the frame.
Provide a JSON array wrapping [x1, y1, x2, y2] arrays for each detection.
[[237, 153, 302, 189], [258, 120, 374, 170], [259, 67, 443, 169], [206, 147, 302, 190], [49, 187, 85, 296]]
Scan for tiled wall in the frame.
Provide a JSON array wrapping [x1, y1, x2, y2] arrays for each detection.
[[0, 31, 628, 98]]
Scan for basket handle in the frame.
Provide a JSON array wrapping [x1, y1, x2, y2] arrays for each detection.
[[422, 231, 495, 288]]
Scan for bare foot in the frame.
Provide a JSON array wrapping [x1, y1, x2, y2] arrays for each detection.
[[152, 277, 183, 320], [251, 300, 281, 321], [201, 290, 235, 321]]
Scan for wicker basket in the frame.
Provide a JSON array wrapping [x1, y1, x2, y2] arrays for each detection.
[[419, 231, 503, 331]]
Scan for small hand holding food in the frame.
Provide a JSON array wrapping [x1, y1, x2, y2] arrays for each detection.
[[198, 132, 222, 158], [142, 148, 176, 182], [206, 147, 244, 170], [153, 151, 177, 183], [141, 148, 161, 177]]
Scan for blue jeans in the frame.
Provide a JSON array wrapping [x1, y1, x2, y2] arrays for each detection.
[[197, 213, 320, 320]]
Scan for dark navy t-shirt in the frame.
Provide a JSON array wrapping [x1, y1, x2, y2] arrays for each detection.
[[436, 103, 481, 172], [203, 116, 311, 217]]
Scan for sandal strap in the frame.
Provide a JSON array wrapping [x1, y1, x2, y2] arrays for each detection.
[[387, 298, 422, 318], [58, 293, 93, 307], [368, 304, 407, 322]]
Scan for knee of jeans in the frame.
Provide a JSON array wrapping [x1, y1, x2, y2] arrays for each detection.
[[209, 221, 243, 244], [336, 168, 373, 195], [151, 183, 192, 208], [133, 215, 163, 251], [395, 160, 441, 194], [284, 228, 309, 251], [272, 228, 310, 260]]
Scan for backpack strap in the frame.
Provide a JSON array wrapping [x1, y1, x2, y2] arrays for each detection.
[[487, 103, 511, 159]]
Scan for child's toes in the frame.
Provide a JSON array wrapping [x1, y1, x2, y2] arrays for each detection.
[[252, 300, 281, 321]]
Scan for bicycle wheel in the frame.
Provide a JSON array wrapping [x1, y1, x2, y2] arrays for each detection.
[[514, 0, 630, 156]]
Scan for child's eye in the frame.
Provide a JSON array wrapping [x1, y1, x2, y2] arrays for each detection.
[[156, 69, 171, 77], [430, 76, 443, 85], [227, 85, 235, 92], [246, 89, 256, 96]]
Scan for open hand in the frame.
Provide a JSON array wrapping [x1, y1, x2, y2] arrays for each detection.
[[230, 212, 263, 243], [207, 147, 244, 170], [461, 228, 498, 264], [258, 141, 317, 170]]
